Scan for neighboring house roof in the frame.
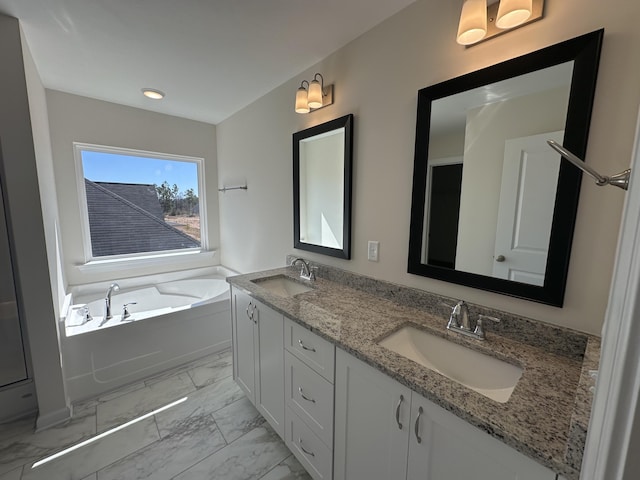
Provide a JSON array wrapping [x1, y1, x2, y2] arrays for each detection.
[[85, 179, 200, 257], [93, 182, 164, 220]]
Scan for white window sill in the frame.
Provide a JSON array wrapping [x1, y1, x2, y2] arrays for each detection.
[[75, 249, 217, 274]]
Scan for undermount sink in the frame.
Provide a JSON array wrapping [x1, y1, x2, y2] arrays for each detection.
[[378, 325, 522, 403], [252, 275, 314, 298]]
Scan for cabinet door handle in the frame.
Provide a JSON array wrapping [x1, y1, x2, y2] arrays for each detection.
[[252, 304, 258, 324], [246, 301, 253, 321], [414, 406, 423, 444], [298, 438, 315, 457], [298, 339, 316, 352], [395, 394, 404, 430], [298, 386, 316, 403]]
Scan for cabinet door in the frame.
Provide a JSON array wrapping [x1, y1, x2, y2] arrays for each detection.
[[232, 288, 257, 402], [407, 393, 556, 480], [334, 349, 411, 480], [255, 302, 285, 438]]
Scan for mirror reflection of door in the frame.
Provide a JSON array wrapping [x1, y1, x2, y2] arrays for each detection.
[[423, 157, 463, 268], [492, 131, 563, 285], [408, 30, 604, 305], [435, 64, 573, 282]]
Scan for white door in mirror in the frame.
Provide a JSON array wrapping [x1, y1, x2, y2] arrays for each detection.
[[493, 131, 563, 285]]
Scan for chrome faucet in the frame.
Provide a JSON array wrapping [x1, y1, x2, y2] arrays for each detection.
[[445, 300, 500, 340], [448, 300, 470, 331], [104, 283, 120, 320], [290, 258, 316, 281]]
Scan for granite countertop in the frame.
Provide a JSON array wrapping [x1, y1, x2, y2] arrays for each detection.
[[227, 265, 599, 479]]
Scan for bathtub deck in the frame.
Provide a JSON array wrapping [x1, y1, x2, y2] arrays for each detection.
[[0, 350, 311, 480]]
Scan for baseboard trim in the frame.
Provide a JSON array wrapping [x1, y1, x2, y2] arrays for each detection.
[[36, 405, 71, 431]]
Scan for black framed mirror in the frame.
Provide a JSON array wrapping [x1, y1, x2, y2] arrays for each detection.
[[294, 114, 353, 259], [408, 30, 603, 306]]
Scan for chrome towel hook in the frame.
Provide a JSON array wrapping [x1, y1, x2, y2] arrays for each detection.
[[547, 140, 631, 191]]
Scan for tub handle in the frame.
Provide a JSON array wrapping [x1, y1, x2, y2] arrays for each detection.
[[122, 302, 136, 321]]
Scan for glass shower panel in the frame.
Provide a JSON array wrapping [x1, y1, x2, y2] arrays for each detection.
[[0, 176, 27, 387]]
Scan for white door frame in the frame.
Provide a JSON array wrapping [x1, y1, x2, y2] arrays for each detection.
[[580, 110, 640, 478]]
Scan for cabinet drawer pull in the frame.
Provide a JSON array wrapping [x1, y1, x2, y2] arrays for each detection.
[[396, 394, 404, 430], [298, 339, 316, 352], [298, 438, 315, 457], [414, 406, 423, 444], [298, 386, 316, 403]]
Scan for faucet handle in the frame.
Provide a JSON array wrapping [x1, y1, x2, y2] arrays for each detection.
[[474, 314, 500, 339], [79, 306, 93, 325], [440, 301, 455, 310], [122, 302, 137, 321]]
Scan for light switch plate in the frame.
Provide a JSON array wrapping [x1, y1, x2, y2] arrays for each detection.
[[368, 241, 379, 262]]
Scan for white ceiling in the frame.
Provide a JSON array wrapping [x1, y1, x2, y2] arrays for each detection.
[[0, 0, 416, 124]]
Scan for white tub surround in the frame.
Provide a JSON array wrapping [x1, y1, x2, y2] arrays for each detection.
[[61, 267, 235, 402], [65, 276, 229, 336]]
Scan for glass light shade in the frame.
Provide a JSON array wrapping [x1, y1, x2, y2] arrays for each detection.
[[496, 0, 532, 29], [295, 87, 310, 114], [456, 0, 487, 45], [307, 80, 323, 109]]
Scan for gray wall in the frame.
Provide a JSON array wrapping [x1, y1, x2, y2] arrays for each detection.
[[46, 90, 219, 286], [217, 0, 640, 336], [0, 14, 68, 428]]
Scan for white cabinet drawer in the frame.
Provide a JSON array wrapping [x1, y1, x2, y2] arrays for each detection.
[[286, 407, 333, 480], [285, 351, 334, 447], [285, 318, 335, 383]]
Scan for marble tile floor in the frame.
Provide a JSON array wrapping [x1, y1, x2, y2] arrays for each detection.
[[0, 349, 311, 480]]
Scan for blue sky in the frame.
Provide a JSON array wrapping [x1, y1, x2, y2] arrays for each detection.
[[81, 151, 199, 195]]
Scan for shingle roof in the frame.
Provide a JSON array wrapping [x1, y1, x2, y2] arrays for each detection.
[[86, 180, 200, 257], [93, 182, 164, 220]]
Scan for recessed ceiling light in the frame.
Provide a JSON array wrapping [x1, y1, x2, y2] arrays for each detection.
[[142, 88, 165, 100]]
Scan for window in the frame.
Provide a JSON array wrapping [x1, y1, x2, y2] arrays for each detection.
[[74, 143, 207, 261]]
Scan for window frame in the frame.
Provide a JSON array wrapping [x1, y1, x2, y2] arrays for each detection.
[[73, 142, 208, 264]]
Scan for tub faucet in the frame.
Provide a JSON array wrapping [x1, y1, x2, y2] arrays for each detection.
[[291, 258, 315, 281], [104, 283, 120, 320]]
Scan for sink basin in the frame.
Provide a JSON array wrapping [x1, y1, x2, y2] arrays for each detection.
[[378, 326, 522, 403], [252, 275, 314, 298]]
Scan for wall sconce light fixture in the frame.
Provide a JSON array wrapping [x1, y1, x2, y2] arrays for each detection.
[[295, 73, 334, 114], [456, 0, 544, 46]]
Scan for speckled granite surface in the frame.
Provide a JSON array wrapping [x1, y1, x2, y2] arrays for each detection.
[[228, 263, 600, 479]]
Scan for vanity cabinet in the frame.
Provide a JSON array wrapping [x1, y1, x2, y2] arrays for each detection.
[[231, 287, 285, 438], [334, 348, 411, 480], [283, 318, 336, 480], [334, 348, 556, 480]]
